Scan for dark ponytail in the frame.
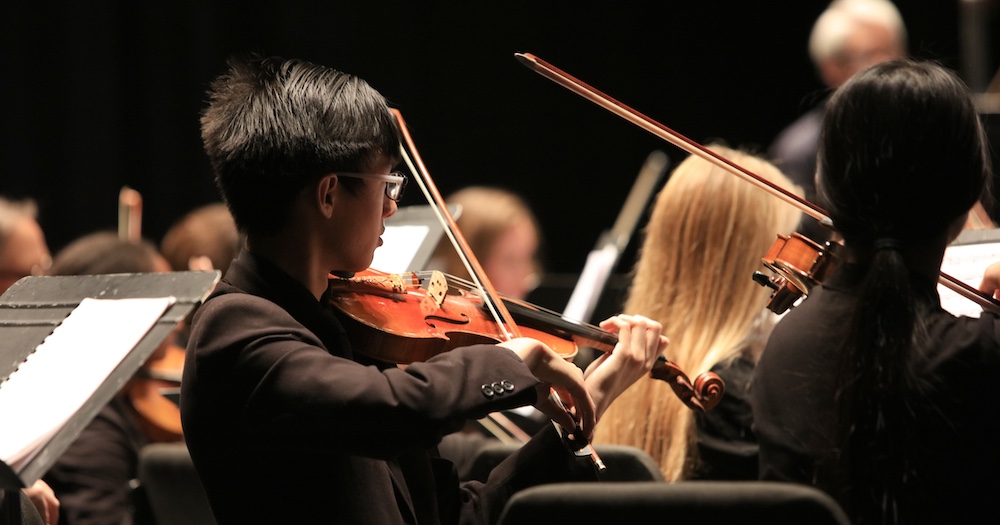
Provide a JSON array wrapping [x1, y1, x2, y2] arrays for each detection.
[[840, 244, 927, 523]]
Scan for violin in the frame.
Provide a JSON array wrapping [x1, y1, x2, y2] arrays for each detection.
[[514, 52, 1000, 315], [328, 269, 724, 412], [127, 343, 184, 442], [752, 232, 841, 313]]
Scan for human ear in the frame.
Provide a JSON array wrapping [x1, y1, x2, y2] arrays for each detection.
[[316, 174, 338, 218]]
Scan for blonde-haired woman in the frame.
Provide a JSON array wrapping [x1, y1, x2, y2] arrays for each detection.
[[595, 145, 802, 481]]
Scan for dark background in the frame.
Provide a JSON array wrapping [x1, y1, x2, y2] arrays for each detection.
[[1, 2, 997, 311]]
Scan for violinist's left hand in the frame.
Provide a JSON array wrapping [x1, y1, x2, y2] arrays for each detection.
[[584, 314, 668, 426], [978, 260, 1000, 300]]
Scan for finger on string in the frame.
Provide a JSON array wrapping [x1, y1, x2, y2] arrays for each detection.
[[598, 315, 625, 334]]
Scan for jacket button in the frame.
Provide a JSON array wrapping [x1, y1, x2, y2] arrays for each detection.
[[501, 380, 514, 392], [491, 382, 505, 396], [481, 384, 495, 398]]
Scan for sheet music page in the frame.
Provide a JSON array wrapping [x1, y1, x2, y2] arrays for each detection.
[[563, 245, 619, 323], [939, 242, 1000, 318], [371, 225, 430, 273], [0, 296, 175, 472]]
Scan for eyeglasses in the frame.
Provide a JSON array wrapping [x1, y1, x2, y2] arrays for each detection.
[[337, 171, 408, 202]]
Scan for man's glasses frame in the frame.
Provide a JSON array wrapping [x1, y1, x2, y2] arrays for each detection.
[[336, 171, 408, 202]]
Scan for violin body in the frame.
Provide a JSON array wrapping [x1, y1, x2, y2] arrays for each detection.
[[328, 269, 579, 363], [128, 343, 184, 442]]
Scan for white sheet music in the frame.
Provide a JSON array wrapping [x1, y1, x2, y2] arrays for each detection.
[[0, 297, 174, 471], [563, 245, 619, 323], [939, 242, 1000, 318], [371, 225, 430, 273]]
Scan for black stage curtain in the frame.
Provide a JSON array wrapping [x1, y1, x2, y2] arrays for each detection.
[[0, 2, 975, 313]]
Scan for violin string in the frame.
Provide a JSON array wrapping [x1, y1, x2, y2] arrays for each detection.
[[394, 117, 518, 340], [412, 271, 615, 346]]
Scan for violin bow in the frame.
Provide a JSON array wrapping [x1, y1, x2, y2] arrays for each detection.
[[514, 52, 1000, 314], [392, 109, 607, 469], [393, 110, 519, 340]]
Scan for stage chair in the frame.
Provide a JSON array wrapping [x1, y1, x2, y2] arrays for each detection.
[[497, 481, 850, 525], [465, 443, 665, 482], [134, 443, 216, 525]]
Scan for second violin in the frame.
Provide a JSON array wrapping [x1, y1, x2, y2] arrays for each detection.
[[514, 52, 1000, 315]]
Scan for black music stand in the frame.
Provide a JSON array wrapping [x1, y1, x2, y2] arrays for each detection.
[[0, 271, 218, 523]]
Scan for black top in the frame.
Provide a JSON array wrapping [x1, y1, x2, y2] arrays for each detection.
[[753, 264, 1000, 522], [691, 355, 757, 480], [180, 251, 596, 525], [768, 101, 831, 244], [43, 396, 148, 525]]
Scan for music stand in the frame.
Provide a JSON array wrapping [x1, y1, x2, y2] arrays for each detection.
[[0, 271, 218, 495]]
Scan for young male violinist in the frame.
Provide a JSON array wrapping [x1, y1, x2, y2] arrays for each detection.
[[180, 54, 668, 525]]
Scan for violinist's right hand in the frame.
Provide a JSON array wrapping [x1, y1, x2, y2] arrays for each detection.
[[497, 337, 595, 436], [978, 261, 1000, 300], [23, 479, 59, 525]]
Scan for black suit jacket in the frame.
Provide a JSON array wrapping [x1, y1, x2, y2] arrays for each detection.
[[181, 251, 594, 524]]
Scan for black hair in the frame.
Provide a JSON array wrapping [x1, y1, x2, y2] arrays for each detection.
[[49, 231, 164, 276], [200, 54, 401, 235]]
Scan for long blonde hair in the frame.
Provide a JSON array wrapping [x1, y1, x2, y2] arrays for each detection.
[[594, 146, 802, 481]]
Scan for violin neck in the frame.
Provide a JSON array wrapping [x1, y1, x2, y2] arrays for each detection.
[[503, 299, 618, 352]]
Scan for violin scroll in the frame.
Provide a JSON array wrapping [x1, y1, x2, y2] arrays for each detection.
[[649, 356, 725, 413], [692, 372, 725, 411]]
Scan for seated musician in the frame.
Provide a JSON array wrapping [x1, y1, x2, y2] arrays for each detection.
[[180, 54, 668, 525], [0, 196, 51, 295], [595, 146, 802, 481], [752, 60, 1000, 523], [0, 196, 59, 525], [41, 232, 177, 525]]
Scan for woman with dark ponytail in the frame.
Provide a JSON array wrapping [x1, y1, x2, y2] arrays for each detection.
[[752, 59, 999, 524]]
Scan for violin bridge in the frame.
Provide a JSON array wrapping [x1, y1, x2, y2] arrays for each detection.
[[351, 272, 409, 293], [426, 270, 448, 309]]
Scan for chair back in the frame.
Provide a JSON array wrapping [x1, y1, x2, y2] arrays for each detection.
[[497, 481, 850, 525], [466, 443, 665, 482], [135, 443, 216, 525]]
